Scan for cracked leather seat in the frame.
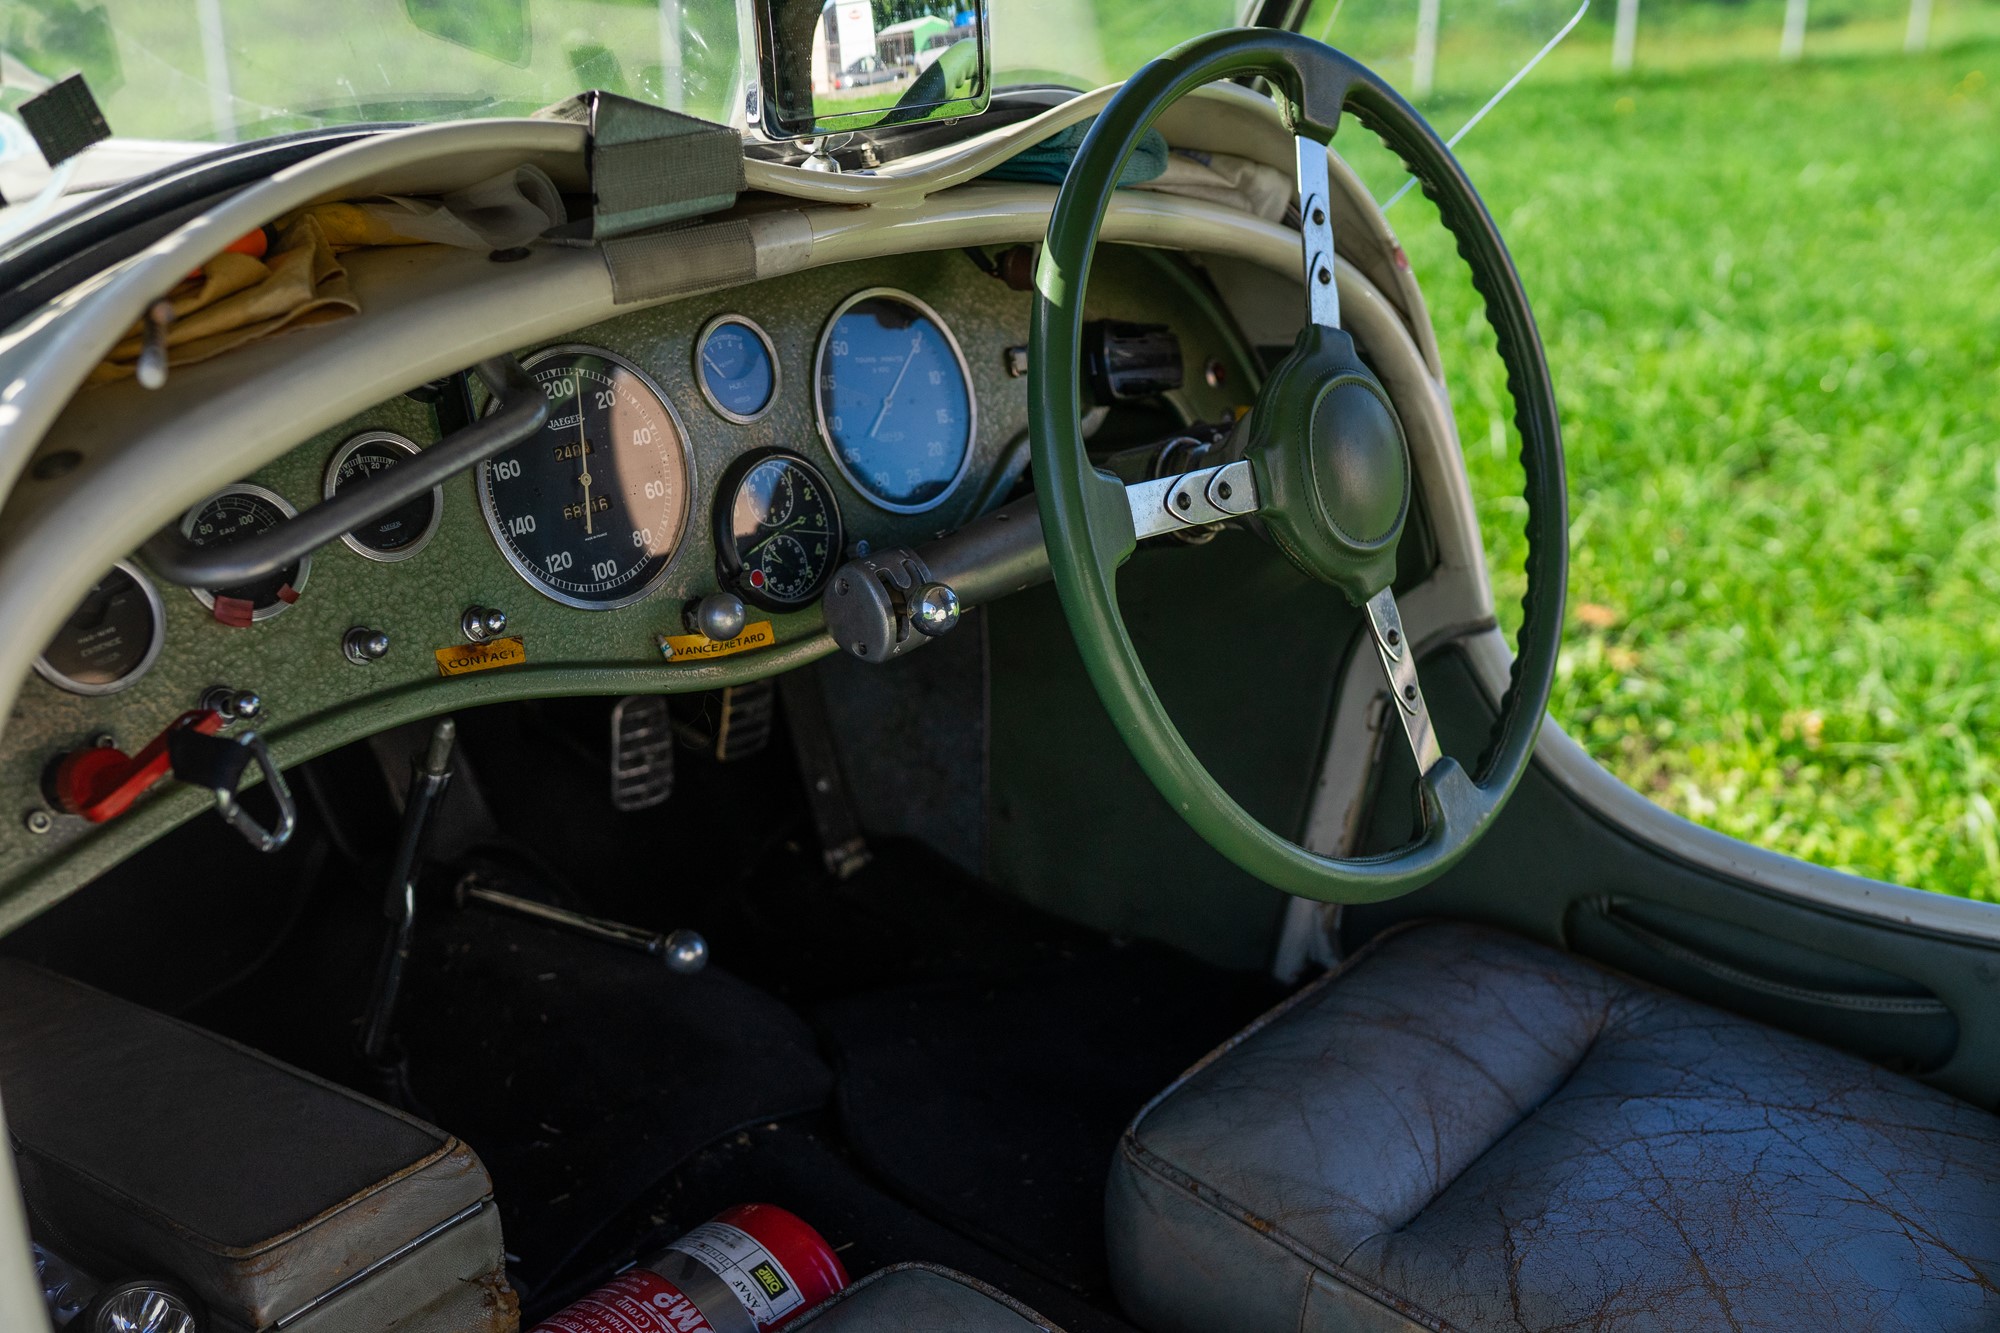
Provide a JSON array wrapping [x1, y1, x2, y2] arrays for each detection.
[[1107, 921, 2000, 1332], [792, 1265, 1065, 1331]]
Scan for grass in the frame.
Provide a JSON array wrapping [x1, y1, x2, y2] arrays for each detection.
[[1357, 41, 2000, 898]]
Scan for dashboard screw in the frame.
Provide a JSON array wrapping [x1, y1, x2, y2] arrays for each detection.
[[92, 733, 117, 749], [23, 810, 52, 835]]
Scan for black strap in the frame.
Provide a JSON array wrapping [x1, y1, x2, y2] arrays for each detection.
[[168, 727, 252, 792]]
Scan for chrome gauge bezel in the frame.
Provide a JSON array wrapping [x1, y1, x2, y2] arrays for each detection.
[[323, 430, 443, 563], [694, 313, 782, 425], [181, 483, 309, 622], [33, 559, 167, 697], [813, 287, 978, 516], [714, 448, 846, 611], [478, 343, 697, 613]]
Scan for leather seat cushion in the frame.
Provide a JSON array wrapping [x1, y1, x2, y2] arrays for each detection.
[[1107, 921, 2000, 1333], [791, 1264, 1063, 1331]]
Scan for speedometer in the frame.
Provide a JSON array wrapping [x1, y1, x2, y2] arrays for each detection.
[[479, 345, 694, 610], [814, 289, 976, 514]]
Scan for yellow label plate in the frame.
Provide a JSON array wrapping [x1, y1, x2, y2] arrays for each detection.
[[434, 636, 527, 678], [657, 621, 775, 663]]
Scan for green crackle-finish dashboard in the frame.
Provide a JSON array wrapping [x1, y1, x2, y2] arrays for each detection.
[[0, 245, 1251, 919]]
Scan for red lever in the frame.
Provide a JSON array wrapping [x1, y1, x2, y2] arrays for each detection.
[[50, 710, 226, 824]]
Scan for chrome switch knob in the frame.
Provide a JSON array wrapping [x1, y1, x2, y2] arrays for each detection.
[[690, 592, 747, 642], [910, 582, 960, 637]]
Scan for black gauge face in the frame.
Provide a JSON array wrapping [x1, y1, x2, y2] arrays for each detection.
[[479, 346, 694, 610], [696, 316, 778, 422], [182, 485, 307, 623], [35, 563, 165, 696], [717, 451, 844, 609], [325, 431, 440, 561], [815, 289, 975, 513]]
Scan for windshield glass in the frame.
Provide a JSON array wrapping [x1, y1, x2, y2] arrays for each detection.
[[0, 0, 1261, 147]]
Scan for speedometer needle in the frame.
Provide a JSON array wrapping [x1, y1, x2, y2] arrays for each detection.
[[868, 329, 924, 439], [575, 391, 595, 535]]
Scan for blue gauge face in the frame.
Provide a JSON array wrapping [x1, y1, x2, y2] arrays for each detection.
[[697, 317, 777, 421], [815, 291, 974, 512]]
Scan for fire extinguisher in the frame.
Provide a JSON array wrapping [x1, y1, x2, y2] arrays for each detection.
[[533, 1204, 848, 1333]]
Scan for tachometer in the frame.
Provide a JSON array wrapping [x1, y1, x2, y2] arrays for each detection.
[[814, 289, 975, 514], [716, 450, 844, 609], [181, 484, 308, 625], [479, 345, 694, 610]]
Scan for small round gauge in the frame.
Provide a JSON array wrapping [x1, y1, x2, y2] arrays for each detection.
[[478, 345, 695, 611], [695, 314, 780, 423], [181, 484, 308, 624], [716, 450, 844, 609], [324, 430, 442, 562], [814, 288, 976, 514], [34, 561, 166, 696]]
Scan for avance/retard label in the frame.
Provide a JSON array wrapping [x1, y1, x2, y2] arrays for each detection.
[[657, 621, 774, 663]]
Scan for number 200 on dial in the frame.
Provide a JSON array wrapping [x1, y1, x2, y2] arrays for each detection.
[[479, 345, 694, 610]]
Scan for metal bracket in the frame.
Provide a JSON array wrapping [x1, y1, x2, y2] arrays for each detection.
[[1126, 459, 1260, 539]]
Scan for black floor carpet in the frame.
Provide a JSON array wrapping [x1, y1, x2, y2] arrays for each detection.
[[813, 939, 1283, 1297], [544, 1117, 1141, 1333], [396, 907, 833, 1297]]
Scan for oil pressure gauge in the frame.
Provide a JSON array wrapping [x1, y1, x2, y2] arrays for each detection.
[[716, 450, 843, 609], [180, 484, 308, 625]]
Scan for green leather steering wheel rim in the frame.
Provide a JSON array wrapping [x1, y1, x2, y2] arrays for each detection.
[[1027, 27, 1567, 904]]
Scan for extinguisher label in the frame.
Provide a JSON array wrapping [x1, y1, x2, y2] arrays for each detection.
[[529, 1269, 715, 1333], [669, 1221, 806, 1324]]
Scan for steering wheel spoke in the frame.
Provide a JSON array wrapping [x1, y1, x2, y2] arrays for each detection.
[[1125, 459, 1260, 540], [1364, 587, 1444, 775], [1296, 136, 1340, 330]]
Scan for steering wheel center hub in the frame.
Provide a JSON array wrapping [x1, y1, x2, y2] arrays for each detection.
[[1247, 324, 1411, 603]]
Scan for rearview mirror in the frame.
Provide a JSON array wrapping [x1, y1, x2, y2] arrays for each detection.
[[752, 0, 990, 140]]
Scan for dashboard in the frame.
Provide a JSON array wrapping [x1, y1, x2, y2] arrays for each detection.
[[0, 245, 1251, 901]]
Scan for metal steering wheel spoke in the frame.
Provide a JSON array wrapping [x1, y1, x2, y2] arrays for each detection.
[[1296, 136, 1340, 330], [1125, 459, 1261, 540], [1364, 587, 1444, 775]]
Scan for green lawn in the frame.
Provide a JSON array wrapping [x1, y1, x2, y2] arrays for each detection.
[[1363, 42, 2000, 898]]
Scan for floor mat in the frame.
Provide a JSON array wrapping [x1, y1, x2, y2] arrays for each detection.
[[395, 906, 835, 1299], [543, 1117, 1141, 1333], [814, 940, 1283, 1296]]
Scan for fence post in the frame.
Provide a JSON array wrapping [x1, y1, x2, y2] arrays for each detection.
[[1780, 0, 1808, 61], [195, 0, 236, 141], [1612, 0, 1639, 73], [1413, 0, 1441, 98], [1906, 0, 1933, 52]]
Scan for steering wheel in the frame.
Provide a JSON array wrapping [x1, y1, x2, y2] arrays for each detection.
[[1027, 28, 1566, 904]]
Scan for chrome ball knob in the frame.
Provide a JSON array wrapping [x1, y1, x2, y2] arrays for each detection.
[[692, 592, 747, 642], [663, 928, 709, 974], [910, 582, 960, 638]]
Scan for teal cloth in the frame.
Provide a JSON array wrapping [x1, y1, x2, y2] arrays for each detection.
[[982, 120, 1170, 187]]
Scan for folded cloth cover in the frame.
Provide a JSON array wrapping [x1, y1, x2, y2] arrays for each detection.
[[982, 120, 1169, 187], [90, 164, 566, 384]]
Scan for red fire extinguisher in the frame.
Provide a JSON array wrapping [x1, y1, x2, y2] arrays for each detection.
[[533, 1204, 848, 1333]]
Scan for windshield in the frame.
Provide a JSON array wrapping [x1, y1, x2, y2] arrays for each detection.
[[0, 0, 1595, 150]]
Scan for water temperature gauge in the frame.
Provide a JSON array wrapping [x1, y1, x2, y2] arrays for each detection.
[[715, 450, 843, 610]]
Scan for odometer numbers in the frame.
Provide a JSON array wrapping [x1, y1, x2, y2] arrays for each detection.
[[478, 346, 694, 610], [716, 450, 844, 609]]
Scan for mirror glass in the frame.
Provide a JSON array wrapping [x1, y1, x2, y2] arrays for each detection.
[[753, 0, 990, 139]]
